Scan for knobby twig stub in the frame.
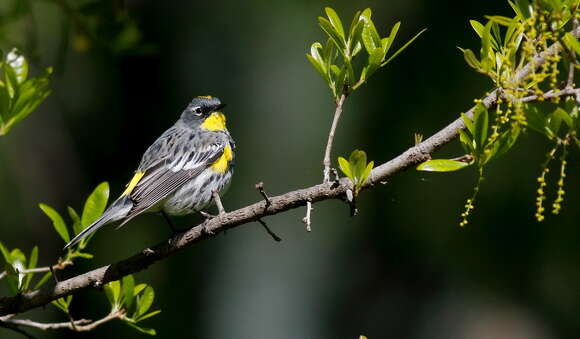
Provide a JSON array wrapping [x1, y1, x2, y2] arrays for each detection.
[[255, 182, 271, 208], [302, 200, 313, 232]]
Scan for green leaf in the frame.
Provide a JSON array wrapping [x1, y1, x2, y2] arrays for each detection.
[[349, 149, 367, 183], [33, 271, 52, 290], [136, 286, 155, 318], [360, 9, 381, 53], [524, 104, 549, 136], [333, 65, 347, 96], [136, 310, 161, 322], [361, 161, 374, 183], [562, 32, 580, 55], [364, 47, 385, 80], [0, 241, 12, 264], [39, 203, 70, 243], [81, 182, 110, 229], [105, 280, 121, 308], [3, 74, 51, 130], [490, 125, 520, 161], [485, 15, 516, 26], [324, 7, 345, 41], [23, 246, 38, 291], [134, 283, 147, 296], [10, 249, 25, 267], [381, 28, 426, 67], [348, 10, 362, 40], [123, 274, 136, 310], [4, 262, 19, 294], [417, 159, 471, 172], [473, 104, 489, 152], [552, 107, 573, 129], [2, 63, 19, 99], [67, 206, 83, 236], [51, 297, 71, 313], [491, 22, 502, 47], [458, 47, 482, 71], [547, 109, 563, 136], [461, 112, 475, 134], [318, 17, 346, 50], [126, 322, 157, 336], [75, 252, 94, 259], [338, 156, 352, 179], [480, 21, 494, 72], [348, 12, 364, 53], [470, 20, 485, 38], [0, 86, 10, 124], [513, 0, 532, 19], [306, 54, 328, 82], [458, 129, 475, 153]]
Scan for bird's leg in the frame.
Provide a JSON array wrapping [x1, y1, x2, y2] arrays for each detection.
[[212, 190, 226, 215], [161, 210, 181, 235]]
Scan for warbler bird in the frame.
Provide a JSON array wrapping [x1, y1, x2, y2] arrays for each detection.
[[64, 96, 235, 250]]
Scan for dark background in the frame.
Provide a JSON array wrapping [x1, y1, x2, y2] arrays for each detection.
[[1, 0, 579, 338]]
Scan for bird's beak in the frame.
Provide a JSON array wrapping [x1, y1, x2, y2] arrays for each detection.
[[216, 103, 227, 111]]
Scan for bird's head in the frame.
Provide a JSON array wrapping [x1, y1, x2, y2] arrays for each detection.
[[180, 96, 227, 131]]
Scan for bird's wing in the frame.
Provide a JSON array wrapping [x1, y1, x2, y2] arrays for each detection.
[[119, 139, 226, 226]]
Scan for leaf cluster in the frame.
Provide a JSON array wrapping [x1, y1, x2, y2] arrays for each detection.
[[0, 182, 161, 335], [104, 275, 161, 335], [0, 243, 41, 294], [0, 48, 51, 136], [338, 150, 374, 196], [307, 7, 425, 101]]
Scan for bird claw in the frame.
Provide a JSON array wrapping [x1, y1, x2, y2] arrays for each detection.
[[200, 211, 215, 219], [202, 225, 215, 235]]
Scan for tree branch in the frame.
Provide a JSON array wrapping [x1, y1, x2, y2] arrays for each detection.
[[0, 311, 122, 332], [1, 24, 578, 319]]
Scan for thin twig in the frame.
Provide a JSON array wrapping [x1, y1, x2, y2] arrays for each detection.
[[1, 317, 91, 330], [1, 24, 578, 318], [302, 200, 312, 232], [323, 93, 347, 182], [514, 87, 580, 103], [255, 182, 271, 208], [0, 311, 122, 332], [0, 260, 72, 281], [567, 18, 579, 87], [257, 219, 281, 242]]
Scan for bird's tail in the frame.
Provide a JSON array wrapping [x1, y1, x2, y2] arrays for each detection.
[[63, 197, 132, 250]]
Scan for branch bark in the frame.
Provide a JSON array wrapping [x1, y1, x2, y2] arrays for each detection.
[[0, 24, 578, 318], [323, 93, 347, 182]]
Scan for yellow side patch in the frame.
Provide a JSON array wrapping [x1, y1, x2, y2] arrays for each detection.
[[211, 146, 233, 173], [201, 112, 227, 131], [197, 95, 213, 99], [121, 171, 145, 197]]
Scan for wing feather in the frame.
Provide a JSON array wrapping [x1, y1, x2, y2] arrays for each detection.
[[120, 142, 225, 226]]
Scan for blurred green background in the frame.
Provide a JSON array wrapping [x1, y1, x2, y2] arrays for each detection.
[[1, 0, 579, 338]]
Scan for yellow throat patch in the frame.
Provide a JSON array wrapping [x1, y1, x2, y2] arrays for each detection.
[[201, 112, 227, 131], [121, 171, 145, 196], [211, 146, 233, 173]]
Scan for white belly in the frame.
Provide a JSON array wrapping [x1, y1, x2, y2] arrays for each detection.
[[160, 168, 233, 216]]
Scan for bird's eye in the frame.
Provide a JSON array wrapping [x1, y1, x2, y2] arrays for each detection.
[[191, 106, 203, 116]]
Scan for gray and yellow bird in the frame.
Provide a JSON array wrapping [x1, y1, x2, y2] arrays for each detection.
[[64, 96, 235, 250]]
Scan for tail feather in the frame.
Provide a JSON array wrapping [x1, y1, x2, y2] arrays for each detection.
[[63, 198, 132, 250]]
